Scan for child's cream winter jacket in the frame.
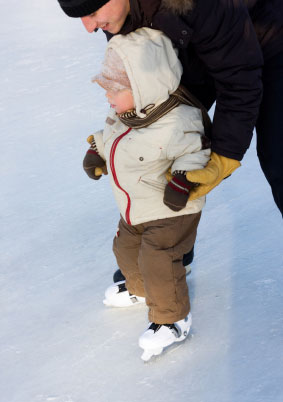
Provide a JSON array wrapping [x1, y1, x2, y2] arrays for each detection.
[[92, 28, 210, 225]]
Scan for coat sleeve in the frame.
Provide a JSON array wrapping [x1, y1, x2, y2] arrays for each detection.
[[189, 0, 263, 160], [92, 130, 106, 161], [166, 117, 211, 173]]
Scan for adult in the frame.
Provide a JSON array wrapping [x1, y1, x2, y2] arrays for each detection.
[[58, 0, 283, 214], [57, 0, 283, 279]]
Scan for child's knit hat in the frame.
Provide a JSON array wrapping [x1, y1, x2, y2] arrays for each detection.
[[58, 0, 110, 18], [92, 48, 131, 92]]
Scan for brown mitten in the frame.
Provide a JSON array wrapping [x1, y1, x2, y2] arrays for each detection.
[[163, 173, 196, 212], [83, 136, 107, 180]]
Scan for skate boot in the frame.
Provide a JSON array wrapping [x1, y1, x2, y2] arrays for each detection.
[[139, 313, 192, 361], [113, 269, 126, 283], [103, 280, 145, 307]]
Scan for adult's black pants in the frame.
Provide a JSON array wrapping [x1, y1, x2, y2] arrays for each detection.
[[256, 51, 283, 217]]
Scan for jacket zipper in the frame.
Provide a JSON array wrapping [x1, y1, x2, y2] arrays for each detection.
[[109, 128, 132, 225]]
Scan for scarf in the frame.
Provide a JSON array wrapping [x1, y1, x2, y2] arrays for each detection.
[[118, 85, 212, 136]]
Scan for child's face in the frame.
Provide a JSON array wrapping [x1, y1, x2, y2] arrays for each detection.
[[105, 89, 134, 114]]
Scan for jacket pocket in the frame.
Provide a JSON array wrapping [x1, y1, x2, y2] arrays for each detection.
[[122, 138, 163, 166], [139, 177, 166, 193]]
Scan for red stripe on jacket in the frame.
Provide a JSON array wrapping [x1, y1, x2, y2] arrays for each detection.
[[109, 128, 132, 225]]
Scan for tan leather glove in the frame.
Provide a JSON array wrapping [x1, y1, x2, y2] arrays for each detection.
[[165, 168, 173, 182], [186, 152, 241, 200]]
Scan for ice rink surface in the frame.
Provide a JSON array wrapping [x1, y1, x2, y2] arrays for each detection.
[[0, 2, 282, 402]]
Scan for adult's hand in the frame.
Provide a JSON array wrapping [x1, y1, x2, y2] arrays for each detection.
[[186, 152, 241, 200]]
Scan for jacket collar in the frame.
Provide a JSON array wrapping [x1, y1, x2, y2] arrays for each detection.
[[161, 0, 195, 15], [119, 0, 194, 43], [137, 0, 195, 21], [118, 0, 160, 35]]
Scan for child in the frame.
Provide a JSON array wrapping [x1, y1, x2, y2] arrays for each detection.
[[83, 28, 211, 360]]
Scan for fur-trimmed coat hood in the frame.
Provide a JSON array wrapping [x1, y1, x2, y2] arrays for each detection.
[[161, 0, 259, 15], [162, 0, 194, 15]]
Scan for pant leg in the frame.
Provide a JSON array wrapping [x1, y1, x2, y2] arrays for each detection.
[[112, 218, 145, 297], [138, 212, 201, 324], [113, 245, 194, 283], [256, 51, 283, 216]]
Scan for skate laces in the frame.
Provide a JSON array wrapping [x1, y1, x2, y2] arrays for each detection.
[[118, 282, 127, 293], [148, 322, 182, 338]]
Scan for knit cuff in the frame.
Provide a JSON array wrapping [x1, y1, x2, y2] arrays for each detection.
[[168, 175, 193, 195], [172, 170, 186, 176], [89, 138, 99, 153]]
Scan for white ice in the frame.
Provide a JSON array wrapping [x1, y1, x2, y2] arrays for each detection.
[[0, 1, 283, 402]]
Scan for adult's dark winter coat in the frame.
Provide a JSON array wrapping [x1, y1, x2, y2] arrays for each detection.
[[105, 0, 283, 161]]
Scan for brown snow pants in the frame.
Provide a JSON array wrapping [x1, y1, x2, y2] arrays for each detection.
[[113, 212, 201, 324]]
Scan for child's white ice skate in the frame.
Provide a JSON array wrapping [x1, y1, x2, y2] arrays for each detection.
[[185, 264, 191, 275], [103, 280, 146, 307], [138, 313, 192, 361]]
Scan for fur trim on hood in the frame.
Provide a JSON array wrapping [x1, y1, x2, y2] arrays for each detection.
[[162, 0, 195, 15]]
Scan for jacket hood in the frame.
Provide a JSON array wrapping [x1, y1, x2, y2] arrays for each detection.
[[106, 28, 183, 117], [161, 0, 195, 15]]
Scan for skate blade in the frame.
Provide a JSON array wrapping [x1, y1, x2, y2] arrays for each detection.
[[141, 347, 163, 362]]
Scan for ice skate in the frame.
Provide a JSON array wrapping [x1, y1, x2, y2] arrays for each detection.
[[185, 264, 191, 275], [103, 280, 145, 307], [139, 313, 192, 361]]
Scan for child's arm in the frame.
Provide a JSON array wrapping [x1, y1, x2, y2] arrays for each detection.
[[167, 131, 211, 174], [83, 130, 107, 180], [163, 129, 211, 211]]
